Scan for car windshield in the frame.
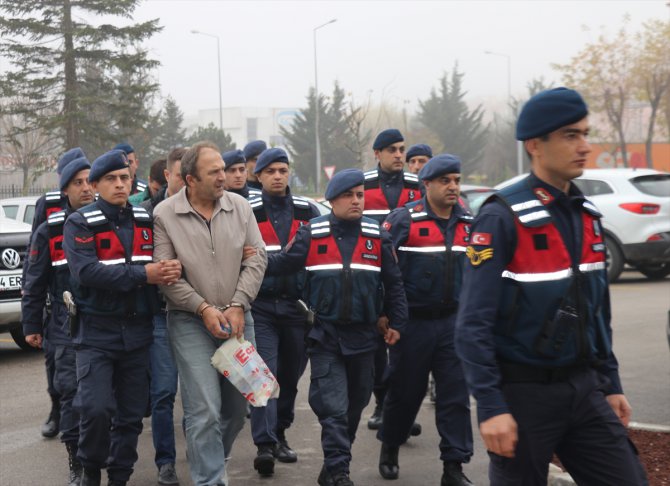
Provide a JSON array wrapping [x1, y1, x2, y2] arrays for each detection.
[[630, 174, 670, 198]]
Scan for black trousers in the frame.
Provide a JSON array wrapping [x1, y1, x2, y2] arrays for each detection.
[[489, 368, 648, 486]]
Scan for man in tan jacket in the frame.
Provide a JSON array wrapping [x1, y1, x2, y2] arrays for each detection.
[[153, 141, 267, 486]]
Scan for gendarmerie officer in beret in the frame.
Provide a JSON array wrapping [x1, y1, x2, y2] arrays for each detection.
[[63, 150, 182, 486], [113, 142, 147, 195], [405, 143, 433, 176], [266, 169, 408, 486], [22, 157, 94, 485], [243, 140, 267, 191], [223, 149, 261, 199], [363, 129, 421, 434], [378, 154, 474, 486], [455, 88, 648, 485], [26, 146, 87, 441], [247, 147, 321, 477]]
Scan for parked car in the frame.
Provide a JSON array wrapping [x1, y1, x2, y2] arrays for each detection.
[[0, 196, 39, 226], [460, 184, 496, 216], [0, 215, 33, 350], [496, 169, 670, 282]]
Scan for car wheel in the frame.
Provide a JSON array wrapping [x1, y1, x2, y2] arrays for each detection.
[[605, 236, 624, 283], [636, 263, 670, 280], [9, 326, 36, 351]]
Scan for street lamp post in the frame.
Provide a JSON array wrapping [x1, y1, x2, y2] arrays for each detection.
[[485, 50, 524, 175], [313, 19, 337, 193], [192, 30, 223, 132]]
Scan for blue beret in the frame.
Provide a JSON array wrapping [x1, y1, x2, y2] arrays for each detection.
[[516, 87, 588, 141], [223, 149, 246, 169], [57, 147, 86, 175], [373, 129, 404, 151], [254, 147, 289, 174], [89, 150, 130, 182], [59, 157, 91, 190], [243, 140, 267, 160], [406, 144, 433, 162], [418, 154, 461, 181], [325, 169, 365, 201], [113, 142, 135, 155]]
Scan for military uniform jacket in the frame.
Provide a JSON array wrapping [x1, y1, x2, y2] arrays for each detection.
[[384, 198, 473, 312], [455, 173, 622, 423], [266, 213, 408, 355], [362, 166, 420, 222]]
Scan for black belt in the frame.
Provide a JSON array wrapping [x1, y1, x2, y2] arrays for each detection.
[[408, 307, 455, 320], [499, 361, 589, 384]]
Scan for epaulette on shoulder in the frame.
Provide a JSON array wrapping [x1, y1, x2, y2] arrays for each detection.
[[364, 169, 379, 180], [582, 198, 602, 218], [131, 205, 151, 221], [47, 210, 66, 225]]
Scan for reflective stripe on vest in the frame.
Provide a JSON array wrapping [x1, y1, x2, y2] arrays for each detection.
[[48, 210, 67, 267]]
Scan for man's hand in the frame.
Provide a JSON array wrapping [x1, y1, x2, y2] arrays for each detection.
[[242, 246, 257, 261], [384, 328, 400, 346], [201, 306, 232, 340], [480, 413, 518, 458], [376, 316, 389, 336], [606, 394, 632, 427], [222, 306, 245, 339], [25, 333, 42, 349], [145, 259, 182, 285]]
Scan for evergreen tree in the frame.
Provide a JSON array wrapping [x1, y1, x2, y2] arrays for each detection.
[[154, 96, 186, 153], [417, 64, 489, 168], [281, 82, 365, 192], [0, 0, 161, 153], [186, 123, 235, 152]]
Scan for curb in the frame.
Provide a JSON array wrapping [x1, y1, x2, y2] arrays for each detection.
[[547, 422, 669, 485]]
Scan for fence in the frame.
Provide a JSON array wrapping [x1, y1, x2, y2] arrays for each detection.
[[0, 185, 49, 199]]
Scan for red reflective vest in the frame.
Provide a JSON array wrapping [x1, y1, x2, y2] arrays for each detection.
[[362, 169, 420, 220]]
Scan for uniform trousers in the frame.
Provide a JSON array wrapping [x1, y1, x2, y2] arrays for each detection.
[[75, 344, 150, 481], [380, 314, 473, 463], [489, 367, 648, 486], [250, 298, 308, 445], [308, 344, 375, 474], [53, 344, 79, 444]]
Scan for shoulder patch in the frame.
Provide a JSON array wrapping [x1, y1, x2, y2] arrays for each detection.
[[471, 232, 491, 246], [465, 245, 494, 266]]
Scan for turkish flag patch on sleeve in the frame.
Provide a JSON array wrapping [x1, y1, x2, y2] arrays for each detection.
[[471, 232, 492, 245]]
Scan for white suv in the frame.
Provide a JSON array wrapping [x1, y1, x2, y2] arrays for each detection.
[[573, 169, 670, 281], [496, 169, 670, 282]]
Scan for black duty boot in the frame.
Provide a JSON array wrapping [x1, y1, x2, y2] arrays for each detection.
[[107, 481, 127, 486], [317, 465, 334, 486], [367, 402, 383, 430], [253, 443, 275, 476], [274, 429, 298, 463], [378, 443, 399, 480], [409, 422, 422, 437], [41, 396, 60, 438], [441, 462, 474, 486], [331, 471, 354, 486], [65, 442, 82, 486], [80, 468, 101, 486]]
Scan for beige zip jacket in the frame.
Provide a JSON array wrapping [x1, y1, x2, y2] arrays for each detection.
[[153, 187, 267, 313]]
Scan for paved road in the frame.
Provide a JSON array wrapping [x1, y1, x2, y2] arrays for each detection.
[[0, 270, 667, 486]]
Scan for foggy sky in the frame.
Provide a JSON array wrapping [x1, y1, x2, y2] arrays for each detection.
[[84, 1, 670, 117]]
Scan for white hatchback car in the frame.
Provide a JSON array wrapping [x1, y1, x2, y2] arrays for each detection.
[[496, 169, 670, 281]]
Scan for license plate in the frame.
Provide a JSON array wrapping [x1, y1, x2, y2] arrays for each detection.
[[0, 273, 22, 291]]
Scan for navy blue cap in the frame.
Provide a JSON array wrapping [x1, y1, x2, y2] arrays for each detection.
[[418, 154, 461, 181], [59, 157, 91, 190], [373, 128, 404, 151], [243, 140, 267, 160], [254, 147, 289, 174], [89, 150, 130, 182], [113, 142, 135, 155], [516, 87, 588, 141], [57, 147, 86, 175], [325, 168, 365, 201], [223, 149, 246, 169], [406, 143, 433, 162]]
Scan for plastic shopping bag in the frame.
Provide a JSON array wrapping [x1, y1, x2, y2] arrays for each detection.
[[211, 337, 280, 407]]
